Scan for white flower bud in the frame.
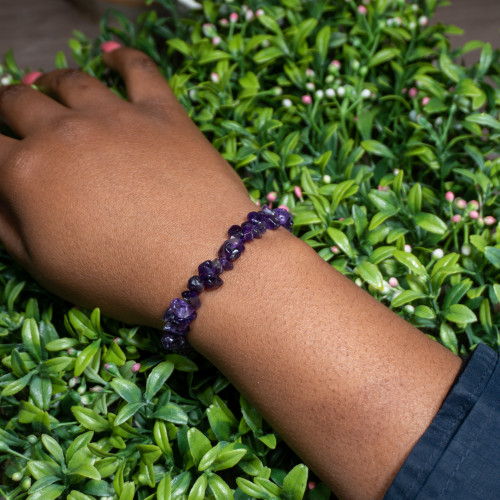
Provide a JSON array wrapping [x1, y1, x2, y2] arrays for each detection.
[[282, 98, 293, 108], [337, 86, 346, 97], [361, 89, 371, 99], [323, 174, 331, 183], [432, 248, 444, 259], [315, 89, 324, 99], [325, 88, 336, 98]]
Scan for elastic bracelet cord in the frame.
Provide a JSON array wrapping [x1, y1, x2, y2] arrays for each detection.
[[161, 205, 293, 352]]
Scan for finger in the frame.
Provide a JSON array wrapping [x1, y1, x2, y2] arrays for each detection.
[[35, 68, 122, 110], [0, 83, 69, 137], [103, 46, 184, 112], [0, 201, 29, 266]]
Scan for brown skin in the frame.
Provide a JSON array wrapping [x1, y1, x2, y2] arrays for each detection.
[[0, 48, 461, 499]]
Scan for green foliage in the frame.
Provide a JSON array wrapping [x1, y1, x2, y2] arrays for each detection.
[[1, 0, 500, 497]]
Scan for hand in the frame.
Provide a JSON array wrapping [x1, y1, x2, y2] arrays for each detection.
[[0, 47, 256, 326]]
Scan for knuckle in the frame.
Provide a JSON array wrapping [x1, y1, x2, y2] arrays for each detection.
[[0, 84, 29, 108], [47, 68, 92, 91], [127, 52, 159, 74]]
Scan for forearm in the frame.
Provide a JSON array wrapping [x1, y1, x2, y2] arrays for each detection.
[[163, 226, 462, 499]]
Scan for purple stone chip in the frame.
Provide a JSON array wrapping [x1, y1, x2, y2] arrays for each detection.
[[247, 211, 267, 232], [212, 258, 223, 275], [170, 298, 195, 319], [220, 257, 234, 271], [161, 333, 189, 351], [203, 274, 223, 289], [182, 290, 201, 309], [273, 208, 293, 230], [187, 275, 204, 293], [218, 236, 245, 261], [261, 205, 280, 229], [241, 221, 263, 242], [228, 225, 244, 239]]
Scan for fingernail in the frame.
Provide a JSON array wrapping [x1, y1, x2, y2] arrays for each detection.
[[100, 41, 122, 53], [21, 71, 43, 86]]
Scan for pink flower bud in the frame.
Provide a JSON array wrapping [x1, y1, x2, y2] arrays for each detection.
[[422, 96, 430, 106], [308, 481, 316, 490], [67, 348, 75, 355], [408, 87, 418, 99], [456, 198, 467, 209], [404, 244, 412, 253], [104, 363, 112, 370], [301, 95, 312, 105], [469, 210, 479, 219], [21, 71, 43, 86], [452, 214, 462, 223], [255, 8, 265, 17], [266, 191, 277, 202], [377, 184, 388, 191], [210, 72, 220, 83], [278, 204, 290, 212], [229, 12, 239, 22], [114, 337, 121, 343], [255, 200, 261, 207], [331, 246, 340, 254], [468, 200, 479, 210], [419, 15, 428, 26], [212, 36, 221, 46], [484, 216, 496, 226], [131, 362, 141, 373], [330, 59, 341, 69], [305, 68, 315, 78], [245, 10, 254, 21], [389, 277, 399, 287], [357, 5, 367, 14], [445, 191, 455, 202], [91, 386, 103, 393], [402, 88, 407, 94], [220, 18, 228, 26], [294, 185, 303, 199]]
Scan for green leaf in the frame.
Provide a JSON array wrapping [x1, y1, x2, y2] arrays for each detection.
[[45, 337, 79, 351], [465, 113, 500, 130], [393, 250, 428, 277], [361, 140, 395, 159], [282, 464, 308, 500], [71, 406, 110, 432], [300, 167, 319, 195], [27, 483, 65, 500], [69, 463, 101, 480], [118, 482, 135, 500], [236, 477, 275, 499], [157, 474, 172, 500], [356, 261, 384, 290], [391, 290, 427, 308], [254, 47, 284, 65], [439, 323, 458, 354], [171, 471, 192, 498], [74, 340, 101, 377], [188, 474, 207, 500], [66, 431, 94, 463], [485, 247, 500, 268], [257, 14, 282, 35], [327, 227, 354, 259], [207, 405, 234, 441], [153, 403, 189, 425], [110, 378, 142, 404], [22, 318, 42, 362], [188, 428, 212, 467], [145, 361, 174, 401], [31, 375, 52, 410], [1, 371, 33, 396], [167, 38, 191, 56], [68, 308, 98, 340], [44, 356, 73, 374], [41, 435, 64, 464], [444, 304, 477, 324], [315, 25, 331, 63], [212, 446, 248, 471], [27, 460, 60, 480], [414, 212, 448, 235], [137, 444, 162, 465], [478, 42, 493, 76], [368, 48, 400, 67], [115, 402, 145, 426], [208, 474, 233, 500]]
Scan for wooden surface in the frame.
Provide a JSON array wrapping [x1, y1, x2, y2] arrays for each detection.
[[0, 0, 499, 71]]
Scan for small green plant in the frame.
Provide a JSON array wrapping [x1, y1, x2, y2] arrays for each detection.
[[0, 0, 499, 498]]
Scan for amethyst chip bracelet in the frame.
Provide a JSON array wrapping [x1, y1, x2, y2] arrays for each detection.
[[161, 205, 293, 352]]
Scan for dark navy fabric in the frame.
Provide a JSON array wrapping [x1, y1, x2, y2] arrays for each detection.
[[384, 343, 500, 499]]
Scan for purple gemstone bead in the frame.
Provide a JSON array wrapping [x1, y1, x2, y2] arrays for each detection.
[[228, 225, 244, 239], [198, 260, 217, 278], [170, 298, 195, 319], [161, 333, 189, 351], [163, 321, 189, 334], [273, 208, 293, 230], [188, 276, 204, 293], [247, 211, 267, 232], [212, 258, 223, 275], [241, 221, 263, 242], [163, 307, 196, 326], [220, 257, 234, 271], [218, 236, 245, 261], [203, 274, 223, 289], [181, 290, 201, 309]]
